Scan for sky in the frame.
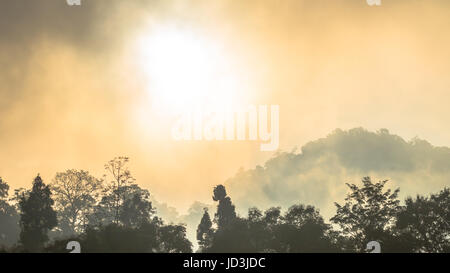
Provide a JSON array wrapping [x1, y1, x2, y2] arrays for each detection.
[[1, 0, 450, 216]]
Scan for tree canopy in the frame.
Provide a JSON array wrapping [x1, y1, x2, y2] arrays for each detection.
[[0, 166, 448, 253]]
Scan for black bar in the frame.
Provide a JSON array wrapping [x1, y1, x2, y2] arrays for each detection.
[[1, 253, 446, 272]]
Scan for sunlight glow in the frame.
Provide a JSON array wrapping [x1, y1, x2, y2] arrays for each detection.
[[136, 26, 241, 115]]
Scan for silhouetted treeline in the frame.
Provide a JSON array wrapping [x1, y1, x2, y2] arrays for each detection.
[[196, 178, 449, 253], [0, 157, 192, 253], [0, 157, 449, 253]]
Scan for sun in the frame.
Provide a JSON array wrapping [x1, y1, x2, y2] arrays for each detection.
[[136, 25, 240, 115]]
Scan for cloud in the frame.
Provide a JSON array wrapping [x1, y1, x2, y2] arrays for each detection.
[[144, 127, 450, 249], [225, 128, 450, 219], [0, 0, 99, 48], [2, 0, 450, 217]]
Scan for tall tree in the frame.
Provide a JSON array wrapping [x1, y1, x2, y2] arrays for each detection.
[[396, 188, 450, 253], [247, 207, 270, 252], [158, 224, 193, 253], [50, 169, 103, 235], [0, 177, 8, 199], [212, 185, 236, 229], [207, 217, 255, 253], [331, 177, 401, 252], [19, 175, 57, 252], [119, 184, 154, 228], [90, 183, 154, 228], [104, 157, 136, 224], [196, 208, 213, 251], [206, 186, 256, 252], [0, 177, 20, 247], [275, 204, 336, 252]]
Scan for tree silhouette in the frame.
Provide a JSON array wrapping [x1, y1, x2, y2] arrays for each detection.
[[201, 185, 252, 252], [119, 184, 155, 228], [201, 184, 341, 253], [89, 183, 154, 228], [158, 224, 193, 253], [275, 205, 337, 252], [396, 188, 450, 252], [207, 217, 255, 253], [0, 177, 8, 198], [331, 177, 401, 252], [50, 169, 103, 236], [46, 217, 192, 253], [104, 157, 136, 224], [212, 185, 236, 229], [2, 166, 449, 253], [262, 207, 281, 226], [246, 207, 268, 251], [19, 175, 57, 252], [196, 208, 213, 251], [0, 177, 20, 247]]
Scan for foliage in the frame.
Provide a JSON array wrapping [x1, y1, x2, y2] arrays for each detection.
[[396, 188, 450, 252], [104, 157, 136, 224], [196, 208, 213, 251], [18, 175, 57, 252], [0, 177, 20, 247], [1, 167, 449, 253], [330, 177, 401, 252], [212, 184, 236, 229], [46, 219, 192, 253], [50, 169, 103, 236], [203, 186, 339, 253]]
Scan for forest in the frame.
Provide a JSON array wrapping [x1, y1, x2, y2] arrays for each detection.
[[0, 156, 448, 253]]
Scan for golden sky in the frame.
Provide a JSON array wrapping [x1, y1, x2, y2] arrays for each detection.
[[1, 0, 450, 213]]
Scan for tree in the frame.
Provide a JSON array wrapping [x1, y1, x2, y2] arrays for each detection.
[[119, 184, 154, 228], [48, 223, 159, 253], [255, 207, 282, 252], [244, 205, 338, 253], [331, 177, 401, 252], [207, 217, 255, 253], [89, 157, 144, 227], [88, 189, 116, 227], [104, 157, 136, 224], [212, 185, 236, 229], [180, 201, 215, 251], [50, 169, 103, 236], [158, 224, 193, 253], [0, 177, 8, 198], [204, 185, 260, 253], [275, 204, 337, 252], [396, 188, 450, 252], [0, 177, 20, 247], [45, 218, 192, 253], [89, 183, 154, 228], [262, 207, 281, 226], [196, 208, 213, 251], [247, 207, 270, 252], [204, 187, 334, 253], [19, 175, 57, 252]]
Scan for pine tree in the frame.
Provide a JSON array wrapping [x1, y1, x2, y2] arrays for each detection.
[[212, 185, 236, 229], [19, 175, 57, 252], [196, 208, 213, 250]]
